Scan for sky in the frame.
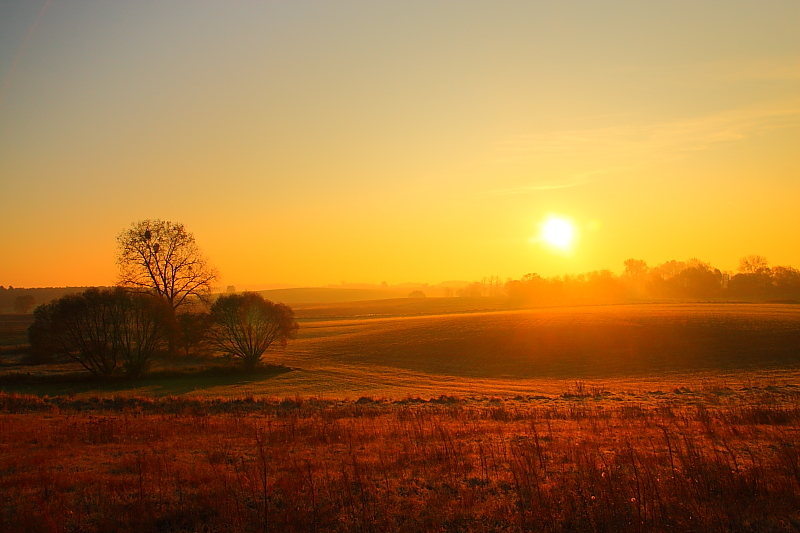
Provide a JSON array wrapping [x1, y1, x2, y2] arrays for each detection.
[[1, 1, 798, 288]]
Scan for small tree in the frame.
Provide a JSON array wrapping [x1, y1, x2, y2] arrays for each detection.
[[36, 289, 121, 376], [739, 255, 769, 274], [209, 292, 298, 370], [27, 288, 174, 377], [458, 282, 483, 298], [623, 259, 649, 298], [772, 266, 800, 298], [28, 302, 59, 364], [177, 311, 214, 356], [114, 293, 175, 377]]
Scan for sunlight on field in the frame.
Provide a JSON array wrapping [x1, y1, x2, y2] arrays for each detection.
[[285, 303, 800, 372], [136, 366, 800, 402], [246, 302, 800, 399], [5, 303, 799, 400]]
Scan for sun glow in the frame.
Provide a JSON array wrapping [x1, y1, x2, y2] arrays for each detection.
[[541, 216, 576, 250]]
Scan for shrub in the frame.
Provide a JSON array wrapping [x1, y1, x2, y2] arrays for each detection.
[[209, 292, 298, 370], [115, 292, 175, 377], [176, 311, 214, 357], [27, 288, 175, 377]]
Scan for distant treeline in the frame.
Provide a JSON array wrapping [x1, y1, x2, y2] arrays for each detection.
[[462, 255, 800, 302], [0, 286, 111, 313], [3, 254, 799, 311]]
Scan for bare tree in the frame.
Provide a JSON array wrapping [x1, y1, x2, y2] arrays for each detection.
[[738, 255, 769, 274], [209, 292, 298, 370], [116, 220, 218, 310], [623, 259, 649, 297], [623, 259, 649, 279]]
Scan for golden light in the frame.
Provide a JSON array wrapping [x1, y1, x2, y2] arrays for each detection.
[[541, 216, 576, 251]]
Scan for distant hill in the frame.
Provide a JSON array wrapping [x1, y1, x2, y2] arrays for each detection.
[[0, 286, 110, 313], [257, 287, 409, 304], [290, 296, 519, 319]]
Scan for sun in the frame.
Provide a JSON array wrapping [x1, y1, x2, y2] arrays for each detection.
[[541, 216, 576, 250]]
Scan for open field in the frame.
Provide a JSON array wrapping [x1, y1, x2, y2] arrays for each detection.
[[2, 388, 800, 532], [2, 302, 800, 398], [0, 313, 32, 348], [291, 296, 523, 319], [289, 302, 800, 377], [2, 301, 800, 531]]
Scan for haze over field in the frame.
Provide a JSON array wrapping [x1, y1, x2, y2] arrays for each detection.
[[4, 6, 800, 531], [1, 1, 798, 288]]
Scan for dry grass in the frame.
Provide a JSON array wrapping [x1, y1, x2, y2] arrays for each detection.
[[3, 301, 800, 530], [2, 386, 800, 532]]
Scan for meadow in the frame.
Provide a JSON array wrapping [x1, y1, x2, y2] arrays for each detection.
[[2, 386, 800, 532], [2, 300, 800, 531], [2, 301, 800, 398]]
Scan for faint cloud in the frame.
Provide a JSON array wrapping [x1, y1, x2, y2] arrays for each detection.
[[490, 168, 616, 196], [496, 97, 800, 162], [492, 179, 588, 196], [0, 0, 51, 109], [683, 56, 800, 83], [603, 56, 800, 84]]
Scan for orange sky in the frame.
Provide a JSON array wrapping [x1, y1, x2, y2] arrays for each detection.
[[1, 1, 798, 288]]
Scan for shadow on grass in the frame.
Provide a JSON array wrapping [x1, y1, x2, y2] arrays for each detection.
[[0, 365, 294, 397]]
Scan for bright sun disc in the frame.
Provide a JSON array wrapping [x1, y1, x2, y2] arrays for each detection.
[[542, 217, 575, 250]]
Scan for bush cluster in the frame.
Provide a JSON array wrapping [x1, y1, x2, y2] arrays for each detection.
[[28, 288, 174, 377], [27, 289, 298, 378]]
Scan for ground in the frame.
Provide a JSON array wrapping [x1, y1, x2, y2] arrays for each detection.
[[2, 299, 799, 532]]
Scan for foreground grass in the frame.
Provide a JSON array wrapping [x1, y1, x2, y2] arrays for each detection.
[[2, 387, 800, 532]]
